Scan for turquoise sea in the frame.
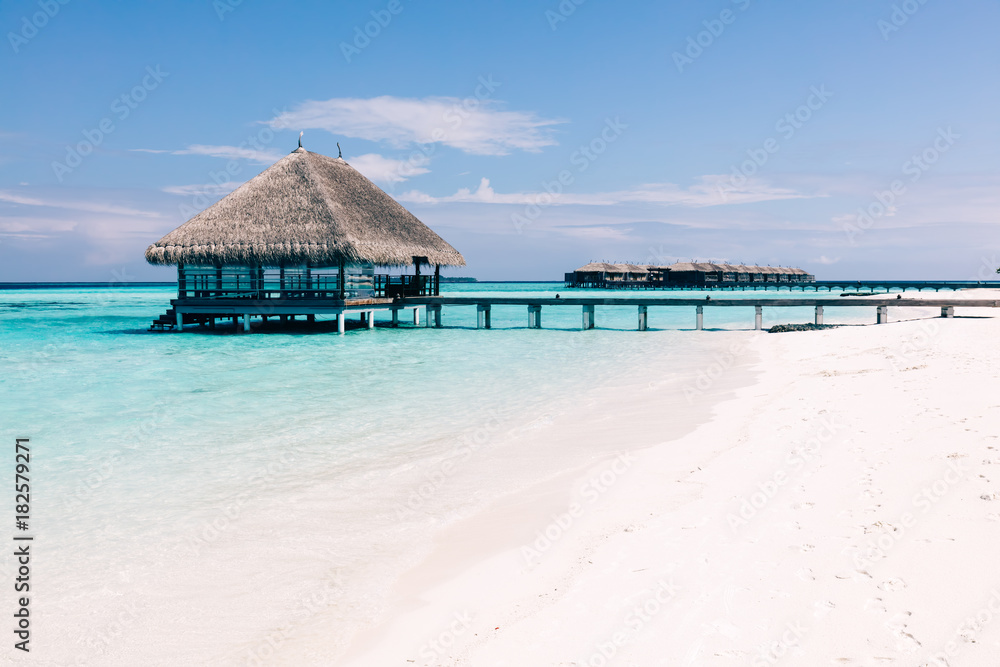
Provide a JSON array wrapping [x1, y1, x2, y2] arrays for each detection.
[[0, 282, 876, 665]]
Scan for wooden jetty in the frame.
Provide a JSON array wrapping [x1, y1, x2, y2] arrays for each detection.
[[163, 295, 1000, 333], [401, 296, 1000, 331]]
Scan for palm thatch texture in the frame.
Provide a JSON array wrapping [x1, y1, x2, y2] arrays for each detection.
[[145, 147, 465, 268]]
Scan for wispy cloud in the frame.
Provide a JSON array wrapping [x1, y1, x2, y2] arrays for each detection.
[[270, 96, 564, 156], [161, 182, 240, 197], [346, 153, 429, 184], [397, 176, 816, 207], [0, 191, 162, 218], [130, 144, 284, 163]]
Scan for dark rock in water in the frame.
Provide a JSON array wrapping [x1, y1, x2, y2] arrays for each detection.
[[767, 323, 839, 333]]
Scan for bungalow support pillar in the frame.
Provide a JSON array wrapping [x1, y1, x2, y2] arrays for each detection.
[[175, 312, 183, 331], [696, 305, 704, 331], [528, 304, 541, 329], [637, 305, 648, 331], [413, 307, 421, 326], [477, 304, 491, 329], [755, 305, 762, 331], [366, 311, 375, 330], [391, 308, 399, 327], [815, 306, 824, 325], [582, 305, 595, 330], [337, 312, 345, 334], [427, 304, 442, 328], [243, 314, 251, 333]]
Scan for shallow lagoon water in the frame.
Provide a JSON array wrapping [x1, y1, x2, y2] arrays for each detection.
[[0, 282, 875, 664]]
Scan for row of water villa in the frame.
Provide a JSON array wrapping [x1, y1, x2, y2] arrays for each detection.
[[564, 262, 816, 289]]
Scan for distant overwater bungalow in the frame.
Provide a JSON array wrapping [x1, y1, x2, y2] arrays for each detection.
[[145, 141, 465, 332]]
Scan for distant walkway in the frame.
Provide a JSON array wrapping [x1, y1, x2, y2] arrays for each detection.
[[564, 280, 1000, 292]]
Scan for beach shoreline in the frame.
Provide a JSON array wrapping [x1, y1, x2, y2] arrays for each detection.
[[340, 294, 1000, 666]]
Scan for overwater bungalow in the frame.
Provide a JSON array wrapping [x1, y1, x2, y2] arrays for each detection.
[[146, 142, 465, 331]]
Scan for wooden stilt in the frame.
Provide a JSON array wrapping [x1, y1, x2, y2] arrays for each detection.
[[696, 305, 704, 330], [755, 305, 762, 331], [815, 306, 824, 325], [477, 304, 491, 329], [638, 305, 648, 331]]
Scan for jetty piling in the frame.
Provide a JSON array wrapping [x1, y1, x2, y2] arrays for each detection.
[[696, 305, 704, 331], [815, 306, 824, 325], [477, 304, 491, 329], [754, 305, 763, 331], [638, 305, 648, 331]]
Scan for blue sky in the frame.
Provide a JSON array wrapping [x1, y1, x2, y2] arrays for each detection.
[[1, 0, 997, 281]]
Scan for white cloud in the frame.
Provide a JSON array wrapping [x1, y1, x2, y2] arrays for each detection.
[[271, 96, 564, 156], [346, 153, 430, 184], [161, 182, 241, 197], [0, 191, 162, 218], [396, 176, 816, 208], [130, 145, 284, 163]]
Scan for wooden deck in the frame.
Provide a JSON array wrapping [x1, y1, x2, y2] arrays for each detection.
[[156, 294, 1000, 333]]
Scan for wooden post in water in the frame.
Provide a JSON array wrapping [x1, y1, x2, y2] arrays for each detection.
[[815, 306, 824, 325], [582, 305, 595, 330], [176, 312, 184, 331], [696, 305, 704, 330], [367, 311, 375, 330], [337, 312, 345, 334], [637, 305, 648, 331], [427, 304, 442, 328], [413, 307, 421, 326], [755, 305, 762, 331], [243, 314, 251, 333], [391, 308, 400, 327], [528, 304, 541, 329], [877, 305, 889, 324], [477, 304, 491, 329], [941, 306, 954, 318]]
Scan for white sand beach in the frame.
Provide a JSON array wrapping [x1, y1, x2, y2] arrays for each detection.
[[342, 292, 1000, 666]]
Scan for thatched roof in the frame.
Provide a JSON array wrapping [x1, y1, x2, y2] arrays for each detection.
[[575, 262, 651, 273], [145, 147, 465, 268]]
